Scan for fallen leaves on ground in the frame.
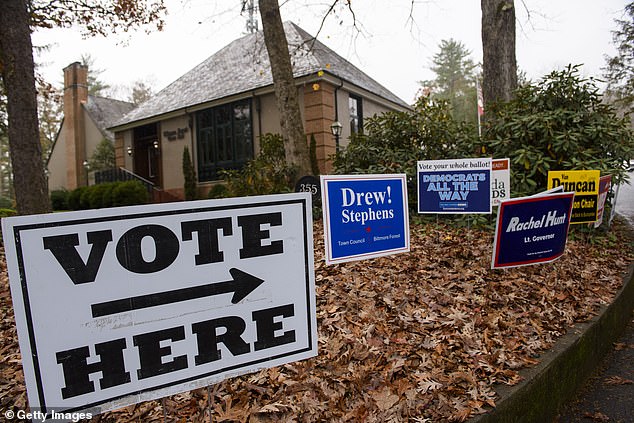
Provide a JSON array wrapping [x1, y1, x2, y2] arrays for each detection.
[[0, 219, 632, 422], [603, 376, 633, 385], [583, 411, 611, 422]]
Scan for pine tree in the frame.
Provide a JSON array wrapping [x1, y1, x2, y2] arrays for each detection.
[[603, 2, 634, 117], [420, 39, 478, 124]]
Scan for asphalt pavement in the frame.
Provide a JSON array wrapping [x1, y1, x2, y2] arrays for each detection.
[[555, 312, 634, 422], [555, 171, 634, 423]]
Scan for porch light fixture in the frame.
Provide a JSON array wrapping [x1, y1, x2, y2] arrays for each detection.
[[153, 140, 159, 150], [330, 120, 343, 153], [330, 121, 343, 137], [127, 146, 133, 156]]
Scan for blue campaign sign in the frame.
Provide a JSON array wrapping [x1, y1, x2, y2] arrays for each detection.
[[492, 191, 574, 269], [321, 174, 410, 265], [417, 158, 492, 214]]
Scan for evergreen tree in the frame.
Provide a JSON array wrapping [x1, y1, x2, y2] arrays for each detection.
[[88, 139, 115, 171], [603, 2, 634, 118], [183, 146, 197, 201], [420, 39, 478, 125], [81, 53, 111, 96]]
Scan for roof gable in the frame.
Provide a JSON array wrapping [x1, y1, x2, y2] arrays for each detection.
[[84, 95, 135, 141], [113, 21, 408, 128]]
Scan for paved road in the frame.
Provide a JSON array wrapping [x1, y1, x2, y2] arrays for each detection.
[[614, 169, 634, 226], [556, 170, 634, 422]]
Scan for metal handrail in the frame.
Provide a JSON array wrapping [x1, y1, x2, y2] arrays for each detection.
[[93, 167, 155, 194]]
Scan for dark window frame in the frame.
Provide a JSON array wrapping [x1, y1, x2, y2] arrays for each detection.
[[349, 94, 363, 135], [195, 99, 253, 182]]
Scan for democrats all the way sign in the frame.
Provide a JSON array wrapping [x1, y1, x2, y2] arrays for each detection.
[[417, 158, 492, 214], [321, 174, 410, 264], [2, 193, 317, 416]]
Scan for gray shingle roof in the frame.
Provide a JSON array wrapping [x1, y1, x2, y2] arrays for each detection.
[[84, 95, 135, 141], [112, 22, 409, 128]]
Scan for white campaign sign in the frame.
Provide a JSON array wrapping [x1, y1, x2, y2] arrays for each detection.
[[2, 193, 317, 416]]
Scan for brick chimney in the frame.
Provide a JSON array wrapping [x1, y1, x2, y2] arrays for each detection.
[[63, 62, 88, 189]]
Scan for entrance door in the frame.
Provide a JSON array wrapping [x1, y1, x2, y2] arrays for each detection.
[[133, 124, 161, 187]]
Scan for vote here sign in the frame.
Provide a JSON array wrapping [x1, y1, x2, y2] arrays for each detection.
[[1, 193, 317, 416], [321, 174, 410, 265]]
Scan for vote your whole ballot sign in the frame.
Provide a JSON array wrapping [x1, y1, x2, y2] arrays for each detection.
[[1, 193, 317, 416], [417, 158, 492, 214]]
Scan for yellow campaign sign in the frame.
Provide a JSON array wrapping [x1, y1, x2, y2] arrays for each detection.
[[547, 170, 600, 224]]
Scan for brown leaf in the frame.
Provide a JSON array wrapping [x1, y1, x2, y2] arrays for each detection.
[[370, 387, 399, 411], [604, 375, 633, 385]]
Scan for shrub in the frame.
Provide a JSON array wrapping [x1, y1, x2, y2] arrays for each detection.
[[183, 146, 197, 201], [207, 184, 229, 199], [67, 186, 87, 210], [333, 97, 478, 211], [79, 188, 92, 210], [66, 181, 148, 210], [50, 190, 69, 210], [309, 133, 319, 175], [482, 64, 634, 197], [0, 196, 13, 209], [111, 180, 149, 207], [0, 208, 17, 218], [220, 133, 296, 196], [88, 182, 115, 209], [88, 139, 116, 171]]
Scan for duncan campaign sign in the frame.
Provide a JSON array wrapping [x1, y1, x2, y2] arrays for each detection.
[[1, 193, 317, 416], [547, 170, 600, 224], [321, 174, 409, 265], [417, 158, 492, 214], [492, 188, 574, 269], [594, 175, 612, 228]]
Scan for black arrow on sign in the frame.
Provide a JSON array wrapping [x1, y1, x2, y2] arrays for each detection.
[[91, 268, 264, 318]]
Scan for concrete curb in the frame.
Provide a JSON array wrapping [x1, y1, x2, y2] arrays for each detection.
[[470, 248, 634, 422]]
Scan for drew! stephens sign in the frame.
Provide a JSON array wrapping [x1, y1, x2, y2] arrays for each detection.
[[1, 193, 317, 416], [321, 174, 410, 265]]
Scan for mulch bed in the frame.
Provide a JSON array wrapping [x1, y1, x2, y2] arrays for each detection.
[[1, 218, 632, 422]]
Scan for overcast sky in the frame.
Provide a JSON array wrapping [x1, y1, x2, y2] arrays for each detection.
[[32, 0, 629, 105]]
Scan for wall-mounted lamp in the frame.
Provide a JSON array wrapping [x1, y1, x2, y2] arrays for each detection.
[[330, 121, 343, 137], [127, 146, 133, 156], [330, 120, 343, 152], [153, 140, 160, 150]]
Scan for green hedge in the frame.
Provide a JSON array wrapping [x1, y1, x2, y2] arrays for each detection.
[[61, 180, 149, 211], [50, 189, 69, 210]]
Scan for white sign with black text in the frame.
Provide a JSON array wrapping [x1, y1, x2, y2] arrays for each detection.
[[2, 193, 317, 416]]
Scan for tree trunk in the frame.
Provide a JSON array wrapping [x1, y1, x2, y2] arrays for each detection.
[[258, 0, 311, 178], [481, 0, 517, 109], [0, 0, 51, 214]]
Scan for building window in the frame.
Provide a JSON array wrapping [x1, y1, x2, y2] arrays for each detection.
[[196, 99, 253, 181], [349, 94, 363, 135]]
